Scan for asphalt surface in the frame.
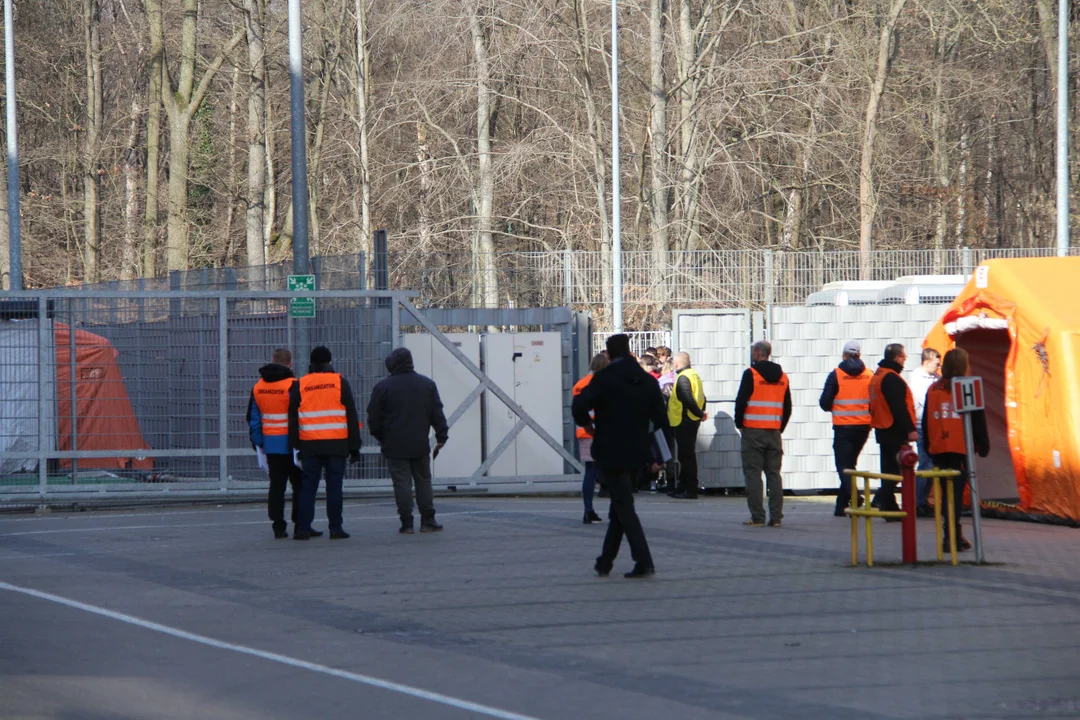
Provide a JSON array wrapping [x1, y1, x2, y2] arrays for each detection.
[[2, 495, 1079, 719]]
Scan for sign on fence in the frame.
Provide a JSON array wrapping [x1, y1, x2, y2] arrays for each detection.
[[287, 275, 315, 292], [287, 274, 316, 318], [952, 376, 984, 413]]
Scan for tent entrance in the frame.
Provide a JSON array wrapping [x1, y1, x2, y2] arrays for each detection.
[[954, 328, 1018, 502]]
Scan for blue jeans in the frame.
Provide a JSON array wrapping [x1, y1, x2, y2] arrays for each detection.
[[582, 462, 597, 513], [915, 427, 934, 507], [298, 455, 346, 532]]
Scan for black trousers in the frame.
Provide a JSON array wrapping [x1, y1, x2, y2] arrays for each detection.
[[596, 468, 654, 571], [930, 453, 969, 538], [873, 440, 904, 511], [266, 453, 302, 531], [833, 425, 871, 509], [674, 420, 701, 496]]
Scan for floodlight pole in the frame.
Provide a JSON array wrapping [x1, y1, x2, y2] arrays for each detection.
[[611, 0, 622, 332], [1056, 0, 1070, 257], [4, 0, 22, 290], [288, 0, 310, 276]]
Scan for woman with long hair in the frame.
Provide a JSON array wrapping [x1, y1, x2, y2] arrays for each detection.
[[922, 348, 990, 552]]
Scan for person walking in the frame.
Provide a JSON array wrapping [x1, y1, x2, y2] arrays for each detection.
[[923, 348, 989, 551], [909, 348, 942, 515], [735, 341, 792, 527], [288, 346, 362, 540], [667, 352, 706, 500], [868, 343, 917, 515], [818, 340, 874, 517], [366, 347, 449, 534], [572, 334, 668, 578], [247, 348, 302, 538], [573, 353, 610, 524]]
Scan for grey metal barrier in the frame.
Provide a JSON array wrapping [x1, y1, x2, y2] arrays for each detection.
[[0, 290, 584, 507]]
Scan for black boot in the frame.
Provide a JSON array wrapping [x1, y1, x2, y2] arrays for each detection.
[[420, 517, 443, 533]]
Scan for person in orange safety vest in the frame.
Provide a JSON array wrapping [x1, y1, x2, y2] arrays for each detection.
[[573, 353, 610, 525], [819, 340, 874, 517], [735, 341, 792, 527], [868, 343, 917, 515], [288, 346, 362, 541], [922, 347, 989, 552], [247, 347, 302, 538]]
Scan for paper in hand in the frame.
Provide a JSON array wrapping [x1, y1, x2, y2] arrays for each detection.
[[256, 447, 269, 472]]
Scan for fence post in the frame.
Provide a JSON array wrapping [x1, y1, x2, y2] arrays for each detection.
[[37, 296, 49, 501], [563, 248, 572, 306], [169, 270, 181, 318], [311, 255, 323, 290], [358, 251, 366, 291], [764, 250, 774, 340], [218, 295, 229, 493]]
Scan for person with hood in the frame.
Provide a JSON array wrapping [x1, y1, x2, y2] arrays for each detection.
[[288, 346, 362, 540], [572, 334, 668, 578], [819, 340, 874, 517], [667, 352, 706, 499], [735, 341, 792, 527], [366, 347, 449, 534], [923, 348, 989, 552], [868, 343, 917, 515], [247, 348, 302, 538]]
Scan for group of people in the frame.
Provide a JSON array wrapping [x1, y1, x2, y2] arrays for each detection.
[[246, 345, 449, 540], [820, 341, 989, 551]]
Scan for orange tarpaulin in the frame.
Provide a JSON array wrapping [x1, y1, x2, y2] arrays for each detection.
[[55, 324, 152, 471], [924, 257, 1080, 524]]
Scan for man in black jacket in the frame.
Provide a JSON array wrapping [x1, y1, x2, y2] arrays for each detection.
[[367, 347, 449, 534], [868, 344, 917, 513], [819, 340, 874, 517], [288, 346, 362, 540], [572, 334, 668, 578]]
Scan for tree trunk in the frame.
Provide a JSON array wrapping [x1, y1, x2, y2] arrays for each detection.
[[931, 33, 948, 270], [858, 0, 907, 278], [469, 1, 498, 308], [223, 62, 241, 265], [121, 94, 141, 280], [956, 122, 968, 249], [144, 0, 163, 277], [243, 0, 267, 268], [648, 0, 668, 301], [82, 0, 103, 282], [0, 160, 8, 290], [417, 123, 433, 249], [676, 0, 697, 251], [355, 0, 372, 257], [264, 67, 276, 260], [161, 0, 245, 271]]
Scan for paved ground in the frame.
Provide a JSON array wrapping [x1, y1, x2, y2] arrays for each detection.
[[2, 494, 1079, 720]]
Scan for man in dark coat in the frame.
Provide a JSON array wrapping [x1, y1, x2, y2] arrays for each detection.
[[367, 347, 450, 533], [869, 343, 918, 513], [572, 334, 669, 578]]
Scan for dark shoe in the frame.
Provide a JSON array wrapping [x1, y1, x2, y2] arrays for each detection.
[[768, 519, 782, 527], [420, 520, 443, 533], [916, 506, 934, 518], [833, 506, 848, 518], [584, 510, 603, 524], [399, 524, 415, 534], [885, 516, 903, 523], [307, 528, 324, 538], [957, 535, 973, 551], [273, 527, 288, 539], [671, 492, 697, 500], [293, 531, 310, 541], [743, 518, 765, 527], [624, 566, 656, 579], [594, 559, 612, 577], [329, 529, 350, 539]]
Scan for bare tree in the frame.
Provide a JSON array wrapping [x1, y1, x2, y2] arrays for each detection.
[[82, 0, 103, 282], [469, 0, 498, 308], [243, 0, 267, 267]]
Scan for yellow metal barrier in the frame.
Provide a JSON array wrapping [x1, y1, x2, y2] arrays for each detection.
[[842, 468, 962, 567]]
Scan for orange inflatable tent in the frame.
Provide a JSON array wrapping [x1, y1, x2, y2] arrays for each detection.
[[55, 324, 152, 472], [924, 257, 1080, 525]]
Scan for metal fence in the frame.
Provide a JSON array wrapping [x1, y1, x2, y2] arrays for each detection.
[[49, 246, 1080, 329], [0, 290, 585, 506]]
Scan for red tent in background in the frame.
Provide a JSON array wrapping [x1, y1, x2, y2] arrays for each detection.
[[55, 323, 152, 471]]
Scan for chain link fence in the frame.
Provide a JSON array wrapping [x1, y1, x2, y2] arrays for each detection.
[[49, 246, 1079, 329]]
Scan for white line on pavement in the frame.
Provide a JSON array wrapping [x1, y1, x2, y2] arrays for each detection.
[[0, 580, 544, 720]]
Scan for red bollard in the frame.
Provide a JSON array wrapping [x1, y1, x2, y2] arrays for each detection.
[[898, 446, 919, 564]]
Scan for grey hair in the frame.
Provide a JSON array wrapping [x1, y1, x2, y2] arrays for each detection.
[[752, 340, 772, 359]]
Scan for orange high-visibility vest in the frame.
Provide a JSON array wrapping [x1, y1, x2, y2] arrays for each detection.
[[743, 368, 788, 430], [869, 366, 916, 430], [572, 373, 595, 439], [298, 373, 348, 441], [925, 381, 966, 455], [253, 378, 293, 436], [831, 367, 873, 426]]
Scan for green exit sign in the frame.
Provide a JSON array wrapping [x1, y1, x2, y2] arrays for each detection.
[[287, 274, 315, 292], [289, 297, 316, 318]]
